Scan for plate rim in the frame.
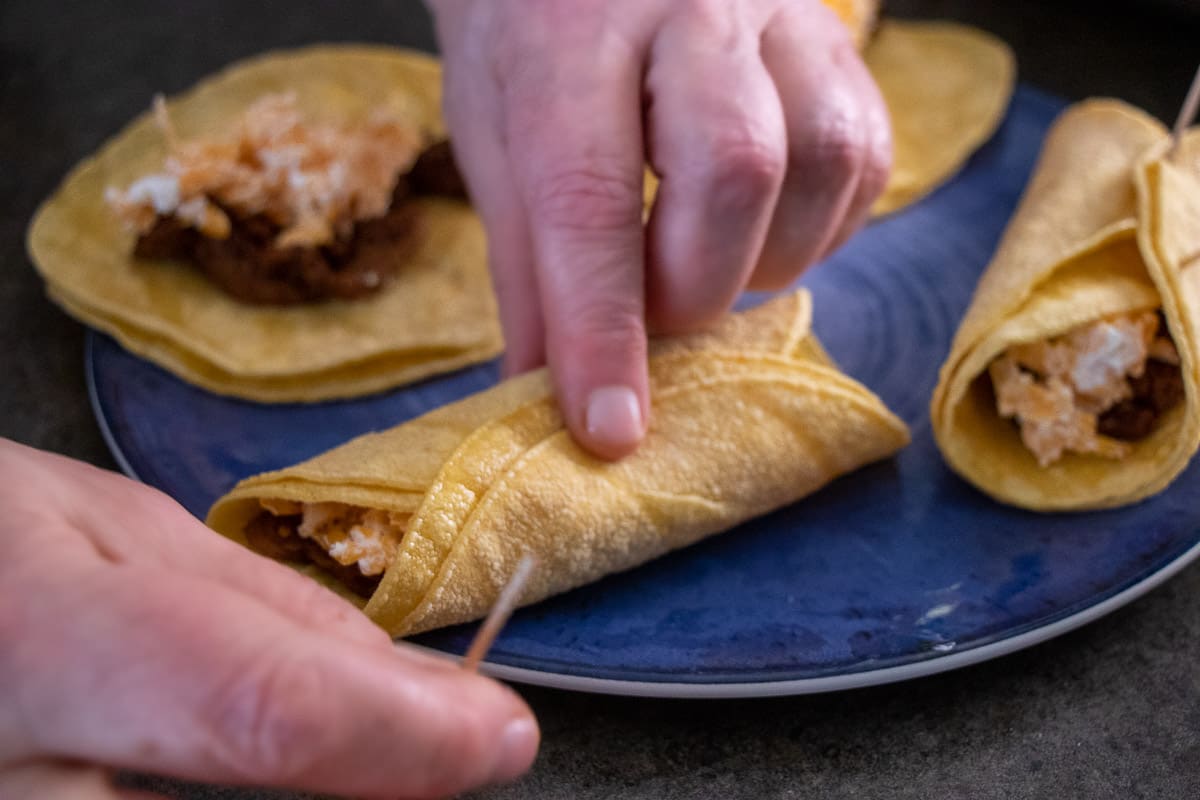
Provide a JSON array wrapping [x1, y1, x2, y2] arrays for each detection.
[[436, 539, 1200, 697], [87, 331, 1200, 699]]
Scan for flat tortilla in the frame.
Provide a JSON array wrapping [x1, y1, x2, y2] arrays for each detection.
[[867, 20, 1016, 215], [27, 45, 502, 403]]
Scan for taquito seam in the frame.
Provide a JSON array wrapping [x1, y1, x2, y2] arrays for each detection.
[[390, 367, 905, 631], [936, 221, 1142, 415]]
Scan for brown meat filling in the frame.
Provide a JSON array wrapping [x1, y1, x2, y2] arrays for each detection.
[[135, 190, 421, 305], [406, 140, 468, 200], [1098, 359, 1185, 440], [134, 141, 465, 305]]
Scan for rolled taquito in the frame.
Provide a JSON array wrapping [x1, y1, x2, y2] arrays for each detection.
[[209, 290, 910, 636], [931, 99, 1200, 510]]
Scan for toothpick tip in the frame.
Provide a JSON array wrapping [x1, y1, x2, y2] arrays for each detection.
[[1168, 63, 1200, 158]]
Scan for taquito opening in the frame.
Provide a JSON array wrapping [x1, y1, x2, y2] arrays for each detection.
[[982, 310, 1183, 467], [243, 500, 406, 598]]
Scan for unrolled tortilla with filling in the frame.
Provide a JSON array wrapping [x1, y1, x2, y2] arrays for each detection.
[[208, 290, 910, 637], [931, 99, 1200, 511], [27, 45, 501, 403]]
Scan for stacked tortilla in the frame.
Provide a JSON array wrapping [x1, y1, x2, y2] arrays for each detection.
[[864, 19, 1015, 215], [209, 290, 910, 636], [27, 46, 503, 403], [932, 100, 1200, 510]]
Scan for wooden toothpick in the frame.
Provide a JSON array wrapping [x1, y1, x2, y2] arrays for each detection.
[[152, 94, 180, 151], [1168, 63, 1200, 159], [461, 554, 537, 672]]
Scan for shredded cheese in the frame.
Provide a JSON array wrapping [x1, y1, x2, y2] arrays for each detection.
[[259, 499, 408, 576], [990, 312, 1172, 466], [107, 93, 423, 247]]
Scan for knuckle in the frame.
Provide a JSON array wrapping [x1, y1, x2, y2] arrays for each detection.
[[707, 127, 786, 203], [207, 656, 332, 782], [553, 301, 648, 369], [532, 163, 643, 235], [790, 102, 869, 182], [562, 299, 645, 346]]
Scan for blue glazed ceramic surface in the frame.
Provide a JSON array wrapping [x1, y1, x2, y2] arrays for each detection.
[[89, 86, 1200, 691]]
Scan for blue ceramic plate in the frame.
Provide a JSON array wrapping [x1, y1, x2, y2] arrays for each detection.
[[89, 86, 1200, 698]]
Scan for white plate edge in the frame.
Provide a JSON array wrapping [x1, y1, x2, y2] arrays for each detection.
[[419, 537, 1200, 698], [86, 334, 142, 482]]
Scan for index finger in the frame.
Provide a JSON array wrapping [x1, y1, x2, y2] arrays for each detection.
[[501, 29, 650, 460]]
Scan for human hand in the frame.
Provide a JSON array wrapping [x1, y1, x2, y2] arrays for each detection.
[[429, 0, 890, 459], [0, 439, 538, 799]]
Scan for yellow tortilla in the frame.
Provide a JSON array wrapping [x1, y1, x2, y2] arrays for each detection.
[[867, 20, 1016, 215], [822, 0, 881, 50], [27, 45, 502, 403], [931, 100, 1200, 510], [208, 290, 910, 636]]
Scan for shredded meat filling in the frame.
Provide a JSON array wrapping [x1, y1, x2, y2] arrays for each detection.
[[405, 140, 468, 200], [133, 186, 423, 304], [108, 93, 424, 247], [107, 93, 468, 304], [988, 312, 1183, 467], [244, 500, 408, 598]]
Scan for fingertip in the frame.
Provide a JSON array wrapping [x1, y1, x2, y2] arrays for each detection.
[[581, 385, 647, 460], [491, 715, 540, 784], [407, 666, 540, 796]]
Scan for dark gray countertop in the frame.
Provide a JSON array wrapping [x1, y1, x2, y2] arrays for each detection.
[[4, 1, 1200, 798]]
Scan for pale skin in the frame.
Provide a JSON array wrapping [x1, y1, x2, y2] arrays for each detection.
[[432, 0, 891, 458], [0, 440, 539, 799], [2, 0, 889, 796]]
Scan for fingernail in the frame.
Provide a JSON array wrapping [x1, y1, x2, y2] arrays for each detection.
[[492, 717, 540, 783], [585, 385, 644, 450]]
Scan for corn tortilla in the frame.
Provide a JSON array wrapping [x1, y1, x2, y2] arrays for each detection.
[[27, 45, 502, 403], [209, 290, 910, 635], [931, 100, 1200, 510]]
